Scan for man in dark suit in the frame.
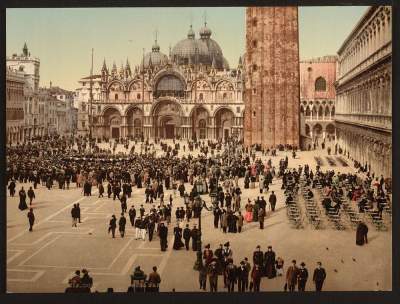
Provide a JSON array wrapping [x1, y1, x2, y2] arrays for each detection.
[[27, 208, 35, 232], [118, 213, 126, 238], [159, 223, 168, 251], [191, 225, 199, 251], [108, 215, 117, 238], [183, 224, 191, 250], [312, 261, 326, 292], [269, 191, 277, 211], [253, 245, 264, 268], [128, 206, 136, 227]]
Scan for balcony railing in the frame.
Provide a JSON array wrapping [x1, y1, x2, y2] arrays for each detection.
[[304, 116, 335, 121], [335, 113, 391, 130]]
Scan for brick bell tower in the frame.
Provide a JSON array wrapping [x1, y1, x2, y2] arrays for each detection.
[[244, 7, 300, 148]]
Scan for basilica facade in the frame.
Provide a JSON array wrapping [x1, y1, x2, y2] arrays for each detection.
[[78, 23, 245, 141]]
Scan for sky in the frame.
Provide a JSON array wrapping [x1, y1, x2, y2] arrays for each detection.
[[6, 6, 368, 91]]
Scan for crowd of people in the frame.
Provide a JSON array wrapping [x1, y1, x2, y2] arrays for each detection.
[[6, 134, 391, 292], [196, 242, 327, 292]]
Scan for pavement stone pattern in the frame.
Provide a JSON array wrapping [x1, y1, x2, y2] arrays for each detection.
[[6, 140, 391, 292]]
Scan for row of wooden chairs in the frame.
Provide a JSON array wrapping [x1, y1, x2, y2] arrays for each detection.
[[299, 178, 323, 229], [285, 185, 303, 229]]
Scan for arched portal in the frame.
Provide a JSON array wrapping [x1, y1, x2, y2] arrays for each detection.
[[214, 107, 234, 141], [326, 123, 335, 134], [191, 106, 209, 140], [152, 100, 183, 139], [126, 107, 143, 139], [103, 107, 122, 139], [312, 123, 323, 142]]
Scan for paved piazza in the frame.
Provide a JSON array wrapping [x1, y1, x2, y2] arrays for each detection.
[[7, 140, 391, 292]]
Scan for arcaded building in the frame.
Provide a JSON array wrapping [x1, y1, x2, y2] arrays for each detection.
[[77, 24, 245, 141], [244, 6, 300, 148], [300, 56, 337, 144], [6, 68, 25, 145], [335, 6, 392, 178]]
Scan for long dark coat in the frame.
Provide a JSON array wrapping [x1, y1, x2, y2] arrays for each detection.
[[18, 190, 28, 211], [356, 222, 368, 245], [173, 227, 184, 250], [159, 226, 168, 251], [253, 250, 264, 267], [264, 250, 276, 278]]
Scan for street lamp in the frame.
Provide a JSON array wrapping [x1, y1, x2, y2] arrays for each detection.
[[193, 195, 203, 271], [193, 196, 212, 271]]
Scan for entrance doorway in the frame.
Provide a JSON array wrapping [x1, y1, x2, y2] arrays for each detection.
[[111, 127, 120, 139], [224, 129, 230, 141], [165, 124, 175, 139], [134, 128, 142, 139]]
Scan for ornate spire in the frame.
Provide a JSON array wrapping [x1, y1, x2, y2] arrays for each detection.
[[187, 24, 195, 39], [23, 42, 28, 57], [199, 11, 212, 39], [238, 56, 243, 68], [119, 62, 124, 79], [125, 58, 132, 78], [152, 29, 160, 52], [102, 58, 108, 72], [111, 61, 117, 77]]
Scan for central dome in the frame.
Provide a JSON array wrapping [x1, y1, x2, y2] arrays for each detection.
[[171, 24, 229, 71]]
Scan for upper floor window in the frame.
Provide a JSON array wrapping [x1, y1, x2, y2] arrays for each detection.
[[199, 93, 204, 101], [315, 77, 327, 91], [137, 93, 141, 100], [115, 93, 118, 100]]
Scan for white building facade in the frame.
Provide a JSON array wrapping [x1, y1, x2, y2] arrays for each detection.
[[335, 6, 392, 178]]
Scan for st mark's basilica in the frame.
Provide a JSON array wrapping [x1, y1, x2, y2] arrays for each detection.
[[85, 23, 245, 141]]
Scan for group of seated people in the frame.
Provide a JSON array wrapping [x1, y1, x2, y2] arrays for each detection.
[[66, 266, 161, 293], [128, 266, 161, 292], [65, 269, 93, 293]]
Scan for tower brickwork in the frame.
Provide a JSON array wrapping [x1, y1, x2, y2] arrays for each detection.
[[244, 7, 300, 148]]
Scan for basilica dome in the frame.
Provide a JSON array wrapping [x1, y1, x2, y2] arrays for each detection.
[[171, 24, 229, 71], [142, 40, 168, 69]]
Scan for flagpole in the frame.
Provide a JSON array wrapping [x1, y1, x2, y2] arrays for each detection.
[[89, 48, 94, 152], [142, 48, 145, 141]]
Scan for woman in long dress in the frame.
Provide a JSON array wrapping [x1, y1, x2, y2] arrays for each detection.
[[18, 187, 28, 211], [244, 200, 253, 222], [173, 225, 184, 250]]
